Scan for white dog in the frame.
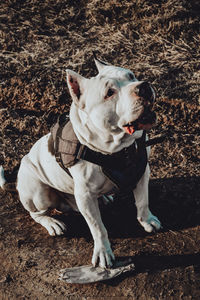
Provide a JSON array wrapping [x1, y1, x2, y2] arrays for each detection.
[[1, 57, 161, 268]]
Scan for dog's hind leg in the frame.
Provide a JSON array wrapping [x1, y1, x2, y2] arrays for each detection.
[[21, 188, 67, 236], [17, 170, 67, 236], [30, 210, 67, 236]]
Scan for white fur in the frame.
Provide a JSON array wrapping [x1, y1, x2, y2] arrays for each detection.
[[0, 166, 6, 189], [16, 60, 161, 268]]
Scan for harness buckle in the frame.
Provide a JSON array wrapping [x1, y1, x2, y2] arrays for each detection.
[[76, 144, 86, 160]]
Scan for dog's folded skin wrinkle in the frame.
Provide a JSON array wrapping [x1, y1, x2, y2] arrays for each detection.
[[15, 56, 161, 269]]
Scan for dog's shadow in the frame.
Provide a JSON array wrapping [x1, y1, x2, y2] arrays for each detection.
[[22, 175, 200, 283], [55, 176, 200, 239], [5, 168, 200, 237], [99, 252, 200, 286]]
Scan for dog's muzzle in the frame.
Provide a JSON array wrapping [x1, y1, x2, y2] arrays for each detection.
[[137, 81, 155, 105], [123, 81, 156, 135]]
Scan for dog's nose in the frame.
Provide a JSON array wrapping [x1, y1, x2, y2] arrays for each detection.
[[136, 81, 155, 104]]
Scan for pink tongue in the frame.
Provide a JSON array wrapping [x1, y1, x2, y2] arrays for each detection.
[[124, 126, 135, 135]]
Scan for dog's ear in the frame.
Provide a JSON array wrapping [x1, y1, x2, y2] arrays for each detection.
[[93, 52, 109, 72], [66, 69, 86, 107]]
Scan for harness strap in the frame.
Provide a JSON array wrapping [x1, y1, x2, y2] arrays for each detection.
[[74, 132, 166, 166], [102, 131, 147, 190], [53, 113, 74, 176], [51, 112, 166, 189]]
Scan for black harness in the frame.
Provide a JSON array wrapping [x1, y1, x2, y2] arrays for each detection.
[[51, 113, 166, 191]]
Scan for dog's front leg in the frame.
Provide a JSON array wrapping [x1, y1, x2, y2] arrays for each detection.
[[133, 164, 161, 232], [74, 186, 115, 268]]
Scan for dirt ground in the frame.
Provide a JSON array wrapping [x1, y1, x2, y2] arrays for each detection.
[[0, 0, 200, 299]]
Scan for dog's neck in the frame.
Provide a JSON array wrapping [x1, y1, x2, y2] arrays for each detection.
[[70, 104, 142, 154]]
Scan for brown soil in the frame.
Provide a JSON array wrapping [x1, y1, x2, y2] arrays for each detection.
[[0, 0, 200, 299]]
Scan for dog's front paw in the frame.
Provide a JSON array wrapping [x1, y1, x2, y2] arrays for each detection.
[[92, 239, 115, 268], [138, 211, 161, 233]]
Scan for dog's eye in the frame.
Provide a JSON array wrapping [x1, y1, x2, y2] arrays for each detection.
[[105, 88, 115, 100]]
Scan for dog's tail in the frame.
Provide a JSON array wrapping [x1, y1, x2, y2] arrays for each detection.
[[0, 166, 16, 192]]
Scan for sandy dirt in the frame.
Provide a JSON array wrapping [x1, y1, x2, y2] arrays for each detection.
[[0, 0, 200, 299]]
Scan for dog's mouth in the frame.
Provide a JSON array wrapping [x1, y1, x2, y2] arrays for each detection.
[[123, 106, 156, 135]]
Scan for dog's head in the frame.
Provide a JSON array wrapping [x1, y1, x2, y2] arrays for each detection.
[[66, 57, 156, 152]]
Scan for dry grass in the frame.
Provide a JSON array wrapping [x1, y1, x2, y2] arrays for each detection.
[[0, 0, 200, 107], [0, 0, 199, 176]]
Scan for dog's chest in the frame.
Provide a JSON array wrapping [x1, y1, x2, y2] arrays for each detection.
[[50, 114, 148, 191]]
